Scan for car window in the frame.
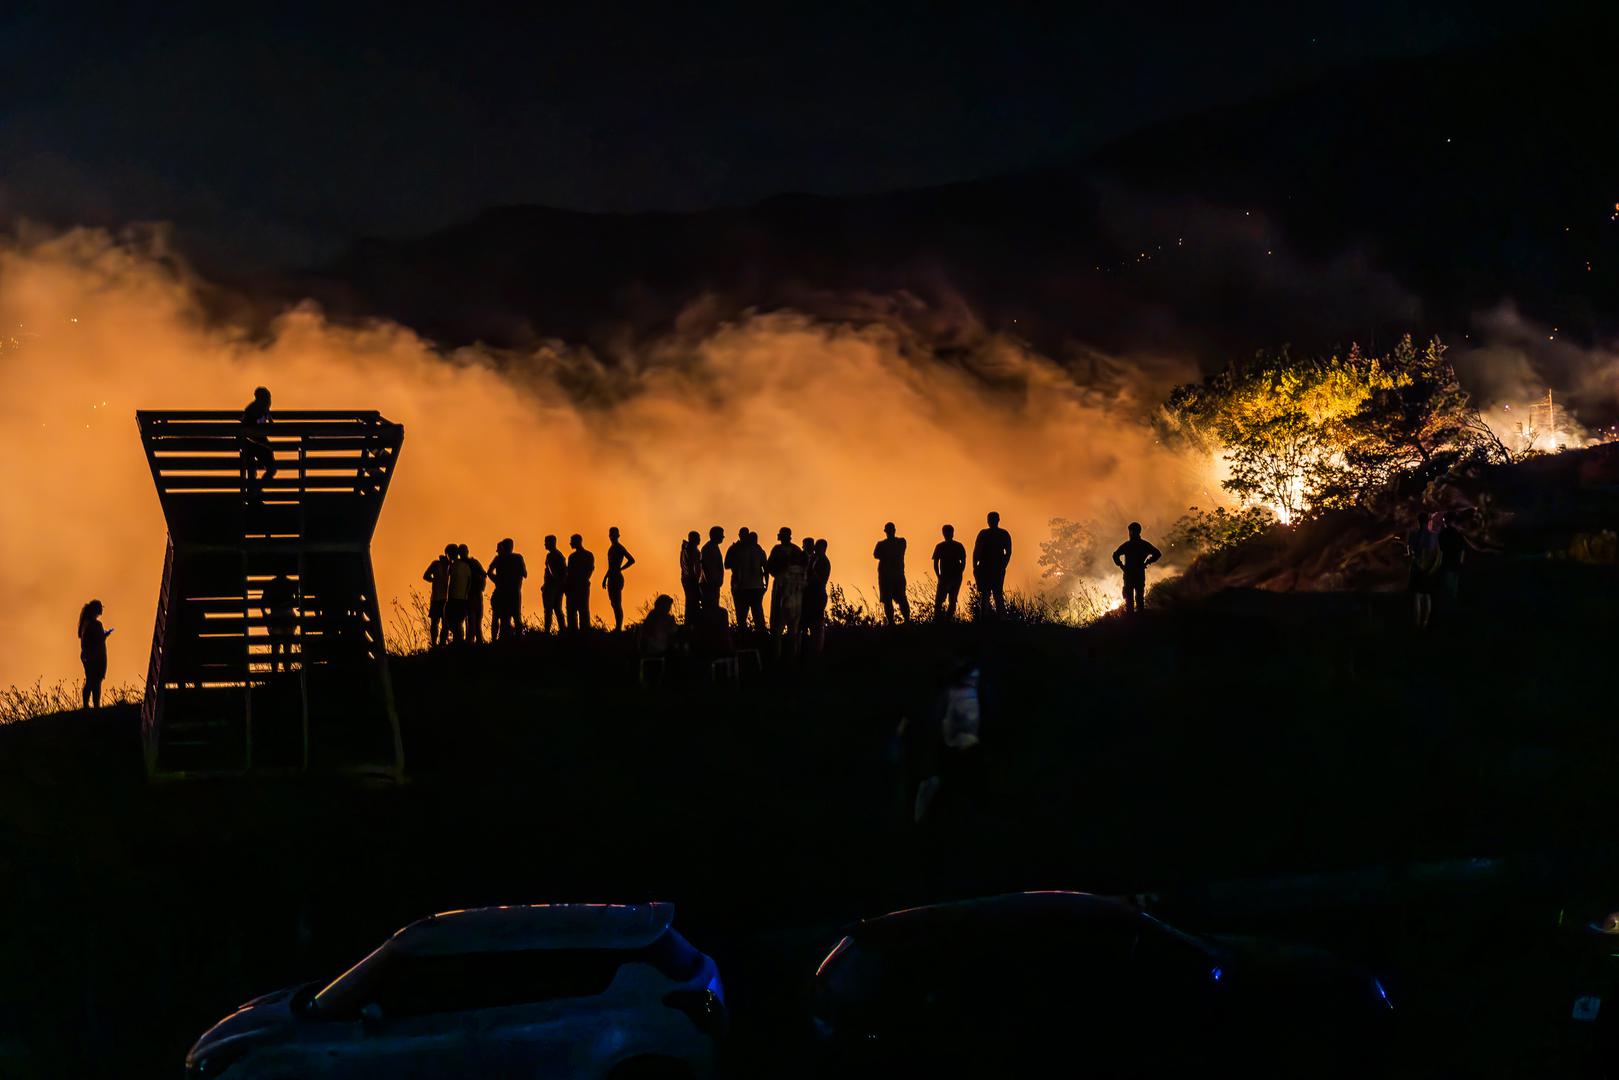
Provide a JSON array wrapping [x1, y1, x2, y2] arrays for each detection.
[[312, 931, 698, 1020], [370, 950, 626, 1017]]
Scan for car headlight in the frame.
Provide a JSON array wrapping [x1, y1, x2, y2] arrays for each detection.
[[186, 1040, 251, 1077]]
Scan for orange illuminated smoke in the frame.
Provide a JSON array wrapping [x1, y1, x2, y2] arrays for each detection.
[[0, 230, 1207, 691]]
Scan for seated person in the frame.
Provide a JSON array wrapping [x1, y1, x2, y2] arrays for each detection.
[[691, 603, 735, 659], [638, 594, 679, 657]]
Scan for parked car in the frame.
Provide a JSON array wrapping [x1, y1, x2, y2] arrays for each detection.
[[809, 891, 1391, 1075], [186, 902, 726, 1079]]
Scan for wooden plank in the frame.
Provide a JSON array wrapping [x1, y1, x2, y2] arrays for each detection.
[[150, 454, 392, 472], [145, 436, 400, 453], [139, 410, 384, 422], [158, 476, 387, 491], [140, 421, 399, 437]]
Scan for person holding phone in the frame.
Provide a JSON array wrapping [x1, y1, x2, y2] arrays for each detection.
[[77, 599, 113, 708]]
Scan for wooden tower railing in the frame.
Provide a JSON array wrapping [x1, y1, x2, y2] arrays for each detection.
[[136, 410, 405, 780]]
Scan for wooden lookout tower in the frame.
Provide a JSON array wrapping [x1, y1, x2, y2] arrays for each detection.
[[136, 409, 405, 780]]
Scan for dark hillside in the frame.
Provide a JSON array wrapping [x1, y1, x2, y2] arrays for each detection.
[[4, 444, 1619, 1075]]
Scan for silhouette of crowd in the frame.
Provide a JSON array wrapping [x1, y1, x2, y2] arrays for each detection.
[[413, 512, 1061, 652]]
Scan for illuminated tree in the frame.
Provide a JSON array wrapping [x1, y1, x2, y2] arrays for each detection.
[[1162, 336, 1505, 523], [1327, 335, 1510, 505], [1037, 517, 1097, 594], [1165, 505, 1277, 557]]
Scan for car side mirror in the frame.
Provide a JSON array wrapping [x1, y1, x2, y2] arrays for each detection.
[[359, 1003, 384, 1023]]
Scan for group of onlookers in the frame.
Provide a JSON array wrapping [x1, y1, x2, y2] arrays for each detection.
[[421, 538, 530, 645], [421, 530, 643, 645], [419, 512, 1020, 653], [671, 512, 1018, 646]]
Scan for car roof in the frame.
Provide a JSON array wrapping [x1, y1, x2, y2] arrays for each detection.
[[850, 892, 1141, 947], [392, 903, 677, 956]]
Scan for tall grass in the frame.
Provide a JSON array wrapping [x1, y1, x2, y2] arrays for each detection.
[[0, 679, 141, 724], [828, 576, 1119, 628]]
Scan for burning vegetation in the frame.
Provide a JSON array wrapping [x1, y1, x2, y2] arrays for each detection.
[[0, 226, 1613, 694], [1161, 334, 1510, 526]]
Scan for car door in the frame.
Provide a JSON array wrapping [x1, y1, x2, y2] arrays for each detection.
[[319, 954, 481, 1078], [463, 948, 636, 1077]]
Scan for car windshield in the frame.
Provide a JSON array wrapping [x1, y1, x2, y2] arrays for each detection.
[[310, 928, 702, 1019], [311, 942, 393, 1017]]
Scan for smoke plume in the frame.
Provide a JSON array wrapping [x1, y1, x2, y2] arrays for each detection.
[[0, 230, 1208, 691]]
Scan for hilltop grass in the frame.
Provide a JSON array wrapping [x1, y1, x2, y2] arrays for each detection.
[[1, 445, 1617, 1076]]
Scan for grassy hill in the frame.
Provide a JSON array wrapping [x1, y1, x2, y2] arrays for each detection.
[[3, 447, 1619, 1076]]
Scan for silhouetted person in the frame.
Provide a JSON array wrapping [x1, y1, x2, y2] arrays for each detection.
[[77, 600, 111, 709], [932, 524, 967, 619], [745, 529, 770, 634], [487, 538, 527, 641], [767, 526, 807, 652], [874, 522, 910, 625], [1436, 510, 1483, 609], [724, 526, 747, 625], [1112, 522, 1163, 614], [422, 544, 454, 646], [566, 533, 595, 631], [936, 661, 986, 817], [541, 535, 567, 633], [680, 531, 704, 621], [261, 572, 298, 673], [805, 538, 832, 653], [445, 545, 471, 644], [800, 536, 817, 629], [240, 386, 276, 489], [602, 526, 637, 632], [1405, 511, 1441, 630], [726, 527, 767, 634], [639, 594, 679, 658], [973, 511, 1013, 617], [700, 526, 726, 615], [459, 543, 487, 643], [693, 602, 735, 659]]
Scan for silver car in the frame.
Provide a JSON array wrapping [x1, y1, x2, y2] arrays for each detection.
[[186, 902, 726, 1079]]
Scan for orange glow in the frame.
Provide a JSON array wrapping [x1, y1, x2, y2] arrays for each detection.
[[0, 230, 1210, 692]]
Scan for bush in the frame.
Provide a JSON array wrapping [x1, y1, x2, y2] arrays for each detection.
[[1166, 505, 1277, 558]]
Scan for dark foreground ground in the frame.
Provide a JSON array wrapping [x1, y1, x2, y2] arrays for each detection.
[[3, 543, 1619, 1076]]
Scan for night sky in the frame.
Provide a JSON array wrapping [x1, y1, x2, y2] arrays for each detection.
[[0, 2, 1582, 267]]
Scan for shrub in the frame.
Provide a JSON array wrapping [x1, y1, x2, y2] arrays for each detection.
[[1166, 505, 1277, 558]]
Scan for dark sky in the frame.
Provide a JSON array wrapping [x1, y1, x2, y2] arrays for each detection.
[[0, 2, 1578, 268]]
